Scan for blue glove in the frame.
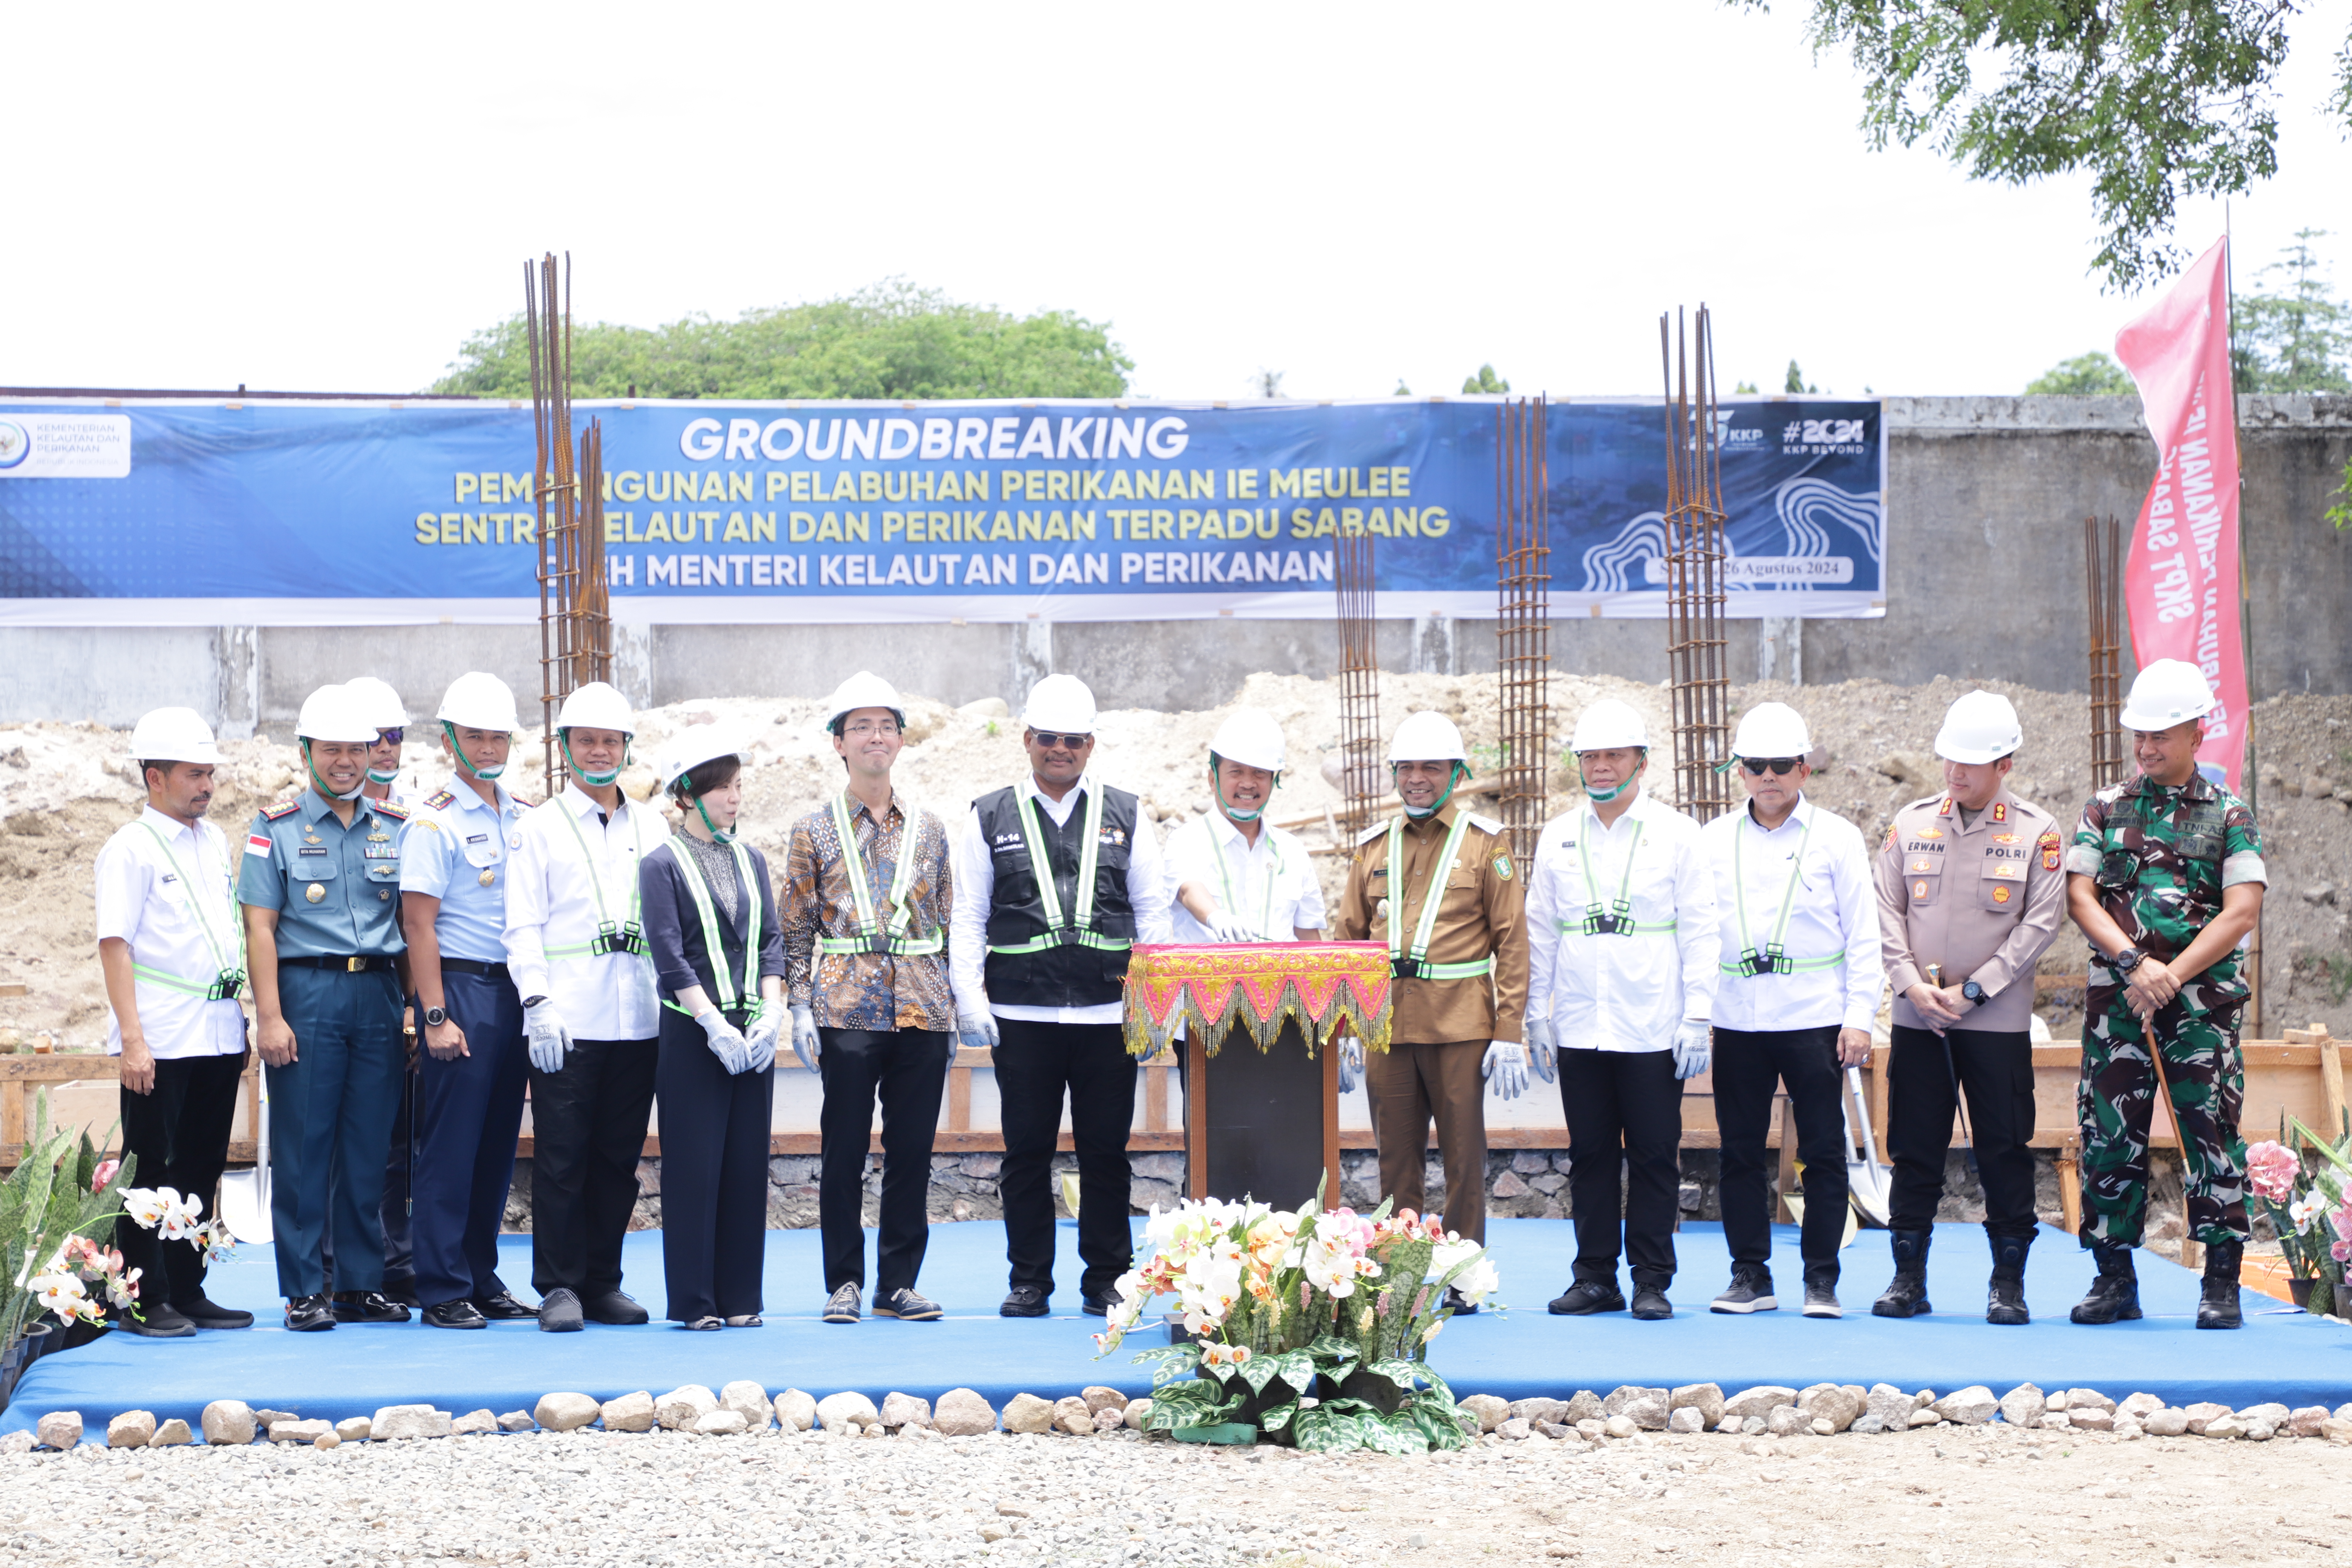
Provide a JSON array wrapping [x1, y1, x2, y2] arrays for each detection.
[[1672, 1020, 1712, 1081]]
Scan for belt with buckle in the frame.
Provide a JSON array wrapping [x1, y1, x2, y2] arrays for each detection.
[[280, 954, 397, 973]]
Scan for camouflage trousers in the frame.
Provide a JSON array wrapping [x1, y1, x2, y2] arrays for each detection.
[[2076, 980, 2249, 1247]]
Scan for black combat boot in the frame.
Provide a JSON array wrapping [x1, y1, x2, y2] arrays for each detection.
[[1871, 1229, 1933, 1317], [2196, 1239, 2244, 1330], [2068, 1241, 2142, 1324], [1986, 1231, 2032, 1326]]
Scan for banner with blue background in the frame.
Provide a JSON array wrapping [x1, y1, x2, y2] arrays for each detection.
[[0, 397, 1883, 625]]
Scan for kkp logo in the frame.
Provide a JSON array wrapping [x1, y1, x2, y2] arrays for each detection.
[[0, 421, 28, 470]]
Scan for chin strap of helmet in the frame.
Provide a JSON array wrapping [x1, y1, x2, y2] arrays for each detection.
[[443, 720, 508, 781], [1209, 755, 1276, 823], [561, 728, 629, 789], [1398, 761, 1467, 819], [1579, 749, 1647, 804], [301, 739, 367, 802], [686, 790, 737, 846]]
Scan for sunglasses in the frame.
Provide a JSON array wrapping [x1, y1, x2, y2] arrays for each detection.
[[1740, 756, 1801, 776], [376, 728, 405, 746], [1029, 732, 1093, 749]]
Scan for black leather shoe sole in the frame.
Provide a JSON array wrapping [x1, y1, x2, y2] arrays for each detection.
[[423, 1302, 488, 1329], [330, 1296, 411, 1324]]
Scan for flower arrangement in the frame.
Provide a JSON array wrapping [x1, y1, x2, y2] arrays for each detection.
[[2245, 1116, 2352, 1317], [1093, 1182, 1495, 1453]]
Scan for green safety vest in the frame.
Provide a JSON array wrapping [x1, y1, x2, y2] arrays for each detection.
[[1385, 814, 1494, 982], [815, 793, 942, 958], [1720, 808, 1845, 977], [132, 821, 247, 1000], [660, 836, 765, 1020], [1563, 814, 1679, 939], [546, 799, 649, 960]]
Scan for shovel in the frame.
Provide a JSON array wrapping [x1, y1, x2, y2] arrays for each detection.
[[1842, 1064, 1894, 1228], [219, 1071, 273, 1244]]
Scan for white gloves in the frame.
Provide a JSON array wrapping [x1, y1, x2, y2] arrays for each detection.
[[1481, 1040, 1529, 1100], [958, 1009, 1001, 1052], [1337, 1036, 1365, 1094], [790, 1003, 821, 1074], [1207, 911, 1260, 944], [743, 1009, 779, 1074], [1525, 1018, 1558, 1085], [1672, 1019, 1712, 1081], [524, 1000, 573, 1075], [697, 1008, 753, 1075]]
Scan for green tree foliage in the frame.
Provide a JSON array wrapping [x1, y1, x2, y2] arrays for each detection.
[[1461, 364, 1510, 395], [1743, 1, 2344, 293], [2026, 351, 2136, 394], [2233, 229, 2352, 394], [1784, 359, 1817, 394], [430, 279, 1132, 400]]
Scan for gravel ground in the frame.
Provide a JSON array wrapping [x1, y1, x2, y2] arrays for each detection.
[[4, 1419, 2344, 1568]]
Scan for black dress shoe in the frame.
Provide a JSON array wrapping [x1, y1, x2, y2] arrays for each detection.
[[1629, 1285, 1674, 1321], [538, 1287, 584, 1333], [422, 1299, 488, 1330], [1081, 1293, 1117, 1317], [1442, 1286, 1479, 1316], [582, 1289, 649, 1326], [1547, 1280, 1627, 1316], [285, 1294, 337, 1332], [121, 1302, 198, 1338], [381, 1276, 421, 1308], [472, 1291, 537, 1321], [1000, 1285, 1049, 1318], [174, 1294, 254, 1330], [331, 1290, 412, 1324]]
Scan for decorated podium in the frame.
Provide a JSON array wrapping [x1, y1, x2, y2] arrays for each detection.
[[1123, 941, 1392, 1210]]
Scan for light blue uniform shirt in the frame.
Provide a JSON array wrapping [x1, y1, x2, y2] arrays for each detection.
[[398, 779, 528, 964], [237, 788, 409, 958]]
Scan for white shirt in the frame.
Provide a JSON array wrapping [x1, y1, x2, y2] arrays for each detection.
[[1702, 795, 1882, 1034], [1166, 811, 1327, 942], [503, 783, 662, 1041], [949, 772, 1173, 1026], [93, 807, 247, 1058], [1525, 792, 1720, 1052]]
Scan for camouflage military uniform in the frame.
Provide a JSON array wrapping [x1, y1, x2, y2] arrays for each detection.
[[2064, 772, 2267, 1247]]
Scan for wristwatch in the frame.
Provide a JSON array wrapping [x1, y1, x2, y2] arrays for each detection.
[[421, 1005, 448, 1028], [2110, 947, 2143, 975], [1960, 980, 1987, 1009], [522, 994, 549, 1009]]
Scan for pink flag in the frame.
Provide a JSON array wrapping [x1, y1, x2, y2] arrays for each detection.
[[2113, 235, 2248, 789]]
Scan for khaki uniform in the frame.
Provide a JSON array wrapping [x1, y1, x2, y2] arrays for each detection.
[[1872, 787, 2067, 1237], [1333, 801, 1528, 1243]]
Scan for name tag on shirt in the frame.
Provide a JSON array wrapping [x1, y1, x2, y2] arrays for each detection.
[[298, 847, 327, 857]]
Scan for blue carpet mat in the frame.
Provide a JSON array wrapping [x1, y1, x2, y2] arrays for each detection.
[[6, 1219, 2347, 1433]]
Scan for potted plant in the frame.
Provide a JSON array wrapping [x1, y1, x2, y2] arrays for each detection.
[[1093, 1182, 1495, 1453], [2246, 1119, 2352, 1318]]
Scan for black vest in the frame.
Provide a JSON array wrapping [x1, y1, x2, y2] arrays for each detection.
[[977, 782, 1140, 1009]]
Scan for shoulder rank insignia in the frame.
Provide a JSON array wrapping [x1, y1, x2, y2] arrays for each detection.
[[424, 789, 456, 809], [1355, 819, 1391, 847], [374, 800, 410, 821], [1937, 797, 1954, 816], [261, 802, 300, 821], [1493, 853, 1514, 880], [1992, 801, 2008, 823]]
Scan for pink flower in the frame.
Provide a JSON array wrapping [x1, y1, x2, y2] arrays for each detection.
[[2334, 1239, 2352, 1265], [2332, 1202, 2352, 1246], [90, 1159, 119, 1193], [2245, 1141, 2298, 1203]]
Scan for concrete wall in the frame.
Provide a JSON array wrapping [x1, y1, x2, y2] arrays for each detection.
[[11, 395, 2348, 729]]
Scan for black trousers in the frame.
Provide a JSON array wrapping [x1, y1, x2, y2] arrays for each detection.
[[995, 1017, 1135, 1299], [819, 1027, 950, 1298], [528, 1035, 658, 1298], [380, 1056, 416, 1287], [1713, 1024, 1849, 1279], [1886, 1023, 2038, 1237], [655, 1012, 773, 1321], [1559, 1046, 1684, 1288], [411, 970, 530, 1307], [117, 1052, 246, 1307]]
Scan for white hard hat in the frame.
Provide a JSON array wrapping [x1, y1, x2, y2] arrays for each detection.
[[655, 729, 743, 795], [1934, 689, 2023, 764], [1570, 698, 1649, 753], [1209, 709, 1286, 773], [2119, 658, 2217, 731], [1022, 673, 1098, 735], [129, 707, 219, 767], [295, 684, 378, 744], [343, 676, 406, 731], [437, 671, 520, 733], [555, 680, 635, 737], [1730, 701, 1811, 759], [825, 671, 908, 734], [1388, 710, 1468, 765]]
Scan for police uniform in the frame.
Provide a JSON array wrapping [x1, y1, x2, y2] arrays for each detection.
[[1873, 789, 2067, 1283], [398, 780, 531, 1313], [237, 787, 409, 1303], [1332, 800, 1529, 1246], [2066, 772, 2266, 1249]]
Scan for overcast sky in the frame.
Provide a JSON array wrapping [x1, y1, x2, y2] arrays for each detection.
[[6, 0, 2349, 401]]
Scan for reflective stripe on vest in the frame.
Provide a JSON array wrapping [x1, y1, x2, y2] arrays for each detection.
[[1386, 813, 1494, 981], [815, 792, 942, 957], [546, 800, 649, 959], [1719, 807, 1844, 975], [132, 820, 247, 998], [659, 838, 765, 1019], [986, 786, 1133, 956]]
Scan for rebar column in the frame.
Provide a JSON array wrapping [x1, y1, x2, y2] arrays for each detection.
[[1495, 396, 1551, 863], [1334, 523, 1381, 838], [1662, 306, 1732, 822], [528, 251, 611, 792], [2085, 513, 2125, 790]]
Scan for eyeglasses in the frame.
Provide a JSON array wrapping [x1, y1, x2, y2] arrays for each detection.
[[376, 728, 404, 746], [1029, 732, 1093, 749], [842, 721, 900, 738], [1740, 756, 1801, 776]]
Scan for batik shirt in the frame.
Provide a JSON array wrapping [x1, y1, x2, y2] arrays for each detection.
[[781, 790, 955, 1032]]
